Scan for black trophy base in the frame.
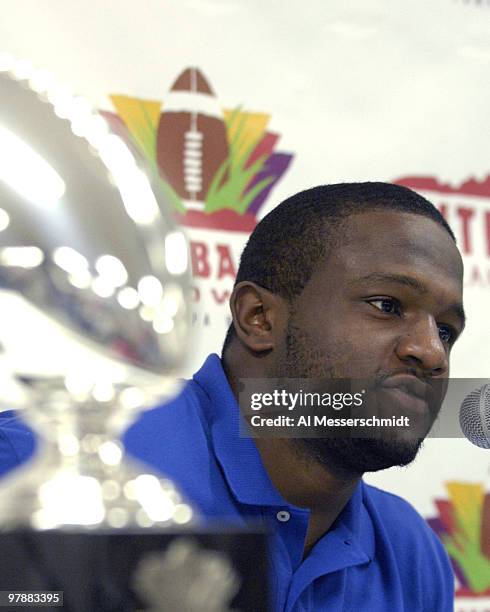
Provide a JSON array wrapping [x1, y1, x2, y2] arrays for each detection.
[[0, 528, 268, 612]]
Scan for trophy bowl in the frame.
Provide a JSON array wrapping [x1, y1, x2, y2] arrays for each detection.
[[0, 56, 195, 531]]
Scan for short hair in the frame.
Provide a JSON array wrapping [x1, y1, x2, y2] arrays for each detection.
[[222, 182, 455, 355]]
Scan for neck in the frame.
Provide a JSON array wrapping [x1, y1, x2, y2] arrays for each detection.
[[222, 344, 271, 396], [224, 349, 361, 555], [254, 437, 360, 554], [254, 437, 360, 507]]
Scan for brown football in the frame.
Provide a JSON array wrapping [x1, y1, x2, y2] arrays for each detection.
[[156, 68, 229, 208]]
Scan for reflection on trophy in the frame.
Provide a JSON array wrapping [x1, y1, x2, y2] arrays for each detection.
[[0, 58, 195, 529], [0, 57, 268, 612]]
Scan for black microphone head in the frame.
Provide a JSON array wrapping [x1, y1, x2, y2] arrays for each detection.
[[459, 384, 490, 449]]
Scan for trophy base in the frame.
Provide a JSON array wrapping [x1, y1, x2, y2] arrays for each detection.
[[0, 528, 268, 612]]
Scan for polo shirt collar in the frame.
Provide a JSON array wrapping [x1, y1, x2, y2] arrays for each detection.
[[192, 354, 375, 562], [193, 353, 285, 507]]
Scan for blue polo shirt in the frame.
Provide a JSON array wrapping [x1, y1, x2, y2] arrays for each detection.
[[0, 354, 454, 611]]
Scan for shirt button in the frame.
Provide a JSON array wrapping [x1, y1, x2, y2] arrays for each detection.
[[276, 510, 290, 522]]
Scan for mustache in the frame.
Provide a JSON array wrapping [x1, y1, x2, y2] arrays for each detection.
[[377, 368, 448, 388], [374, 369, 449, 413]]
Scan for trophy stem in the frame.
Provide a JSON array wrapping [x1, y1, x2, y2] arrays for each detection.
[[0, 390, 195, 530]]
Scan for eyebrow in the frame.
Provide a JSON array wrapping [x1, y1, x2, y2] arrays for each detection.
[[447, 303, 466, 332], [350, 272, 466, 330], [349, 273, 428, 293]]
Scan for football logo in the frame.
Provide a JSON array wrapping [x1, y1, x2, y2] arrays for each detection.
[[106, 67, 293, 232], [428, 480, 490, 599], [156, 68, 229, 208]]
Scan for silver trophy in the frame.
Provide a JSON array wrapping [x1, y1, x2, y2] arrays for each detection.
[[0, 56, 195, 530]]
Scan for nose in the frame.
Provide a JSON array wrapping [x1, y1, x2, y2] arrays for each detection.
[[395, 316, 449, 376]]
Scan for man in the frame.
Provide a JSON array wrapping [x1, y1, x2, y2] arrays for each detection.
[[0, 183, 463, 610]]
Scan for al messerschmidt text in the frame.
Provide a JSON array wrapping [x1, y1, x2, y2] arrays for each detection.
[[250, 415, 411, 427]]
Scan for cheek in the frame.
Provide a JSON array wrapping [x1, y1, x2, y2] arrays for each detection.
[[294, 301, 395, 377], [315, 326, 388, 378]]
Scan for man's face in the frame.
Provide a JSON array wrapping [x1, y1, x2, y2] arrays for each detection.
[[274, 210, 465, 476]]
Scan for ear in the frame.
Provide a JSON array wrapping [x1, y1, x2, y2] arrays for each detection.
[[229, 281, 288, 353]]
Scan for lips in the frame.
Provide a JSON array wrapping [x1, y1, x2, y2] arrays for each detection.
[[379, 374, 434, 417], [381, 374, 431, 401]]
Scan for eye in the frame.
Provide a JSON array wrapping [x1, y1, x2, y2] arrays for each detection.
[[438, 324, 455, 344], [367, 297, 402, 315]]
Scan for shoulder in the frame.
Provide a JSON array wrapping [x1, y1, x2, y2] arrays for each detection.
[[364, 482, 443, 544], [363, 482, 454, 610], [123, 379, 211, 463], [364, 482, 432, 524], [363, 482, 451, 559], [0, 410, 36, 478], [123, 380, 232, 514]]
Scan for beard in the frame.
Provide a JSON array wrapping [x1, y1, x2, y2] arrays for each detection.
[[277, 322, 426, 478], [292, 436, 424, 479]]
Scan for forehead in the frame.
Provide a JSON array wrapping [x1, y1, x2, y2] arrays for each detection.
[[310, 210, 464, 293]]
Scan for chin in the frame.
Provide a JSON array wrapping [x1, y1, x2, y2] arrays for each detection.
[[294, 437, 424, 478]]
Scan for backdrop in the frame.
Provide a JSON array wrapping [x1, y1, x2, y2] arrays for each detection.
[[1, 1, 489, 607]]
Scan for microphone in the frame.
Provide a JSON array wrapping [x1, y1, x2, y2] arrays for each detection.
[[459, 384, 490, 450], [459, 384, 490, 559]]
